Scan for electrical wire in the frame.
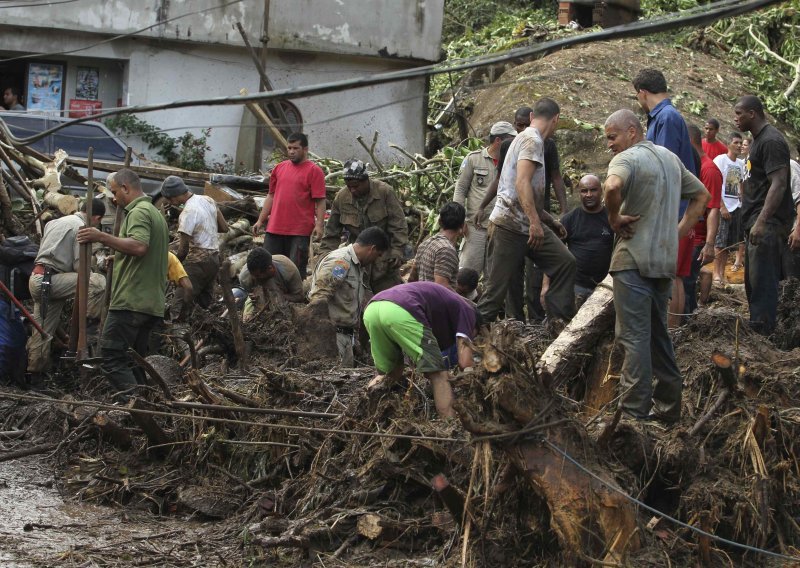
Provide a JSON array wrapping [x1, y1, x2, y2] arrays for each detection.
[[0, 390, 466, 444], [0, 0, 781, 146], [0, 0, 246, 64], [0, 0, 82, 7], [542, 438, 800, 562]]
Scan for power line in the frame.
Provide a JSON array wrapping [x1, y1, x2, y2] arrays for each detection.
[[0, 0, 246, 64], [0, 0, 82, 7], [1, 0, 781, 148], [543, 438, 800, 562]]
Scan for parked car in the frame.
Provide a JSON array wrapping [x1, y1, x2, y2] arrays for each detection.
[[0, 112, 204, 229]]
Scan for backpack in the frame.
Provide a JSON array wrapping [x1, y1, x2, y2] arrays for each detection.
[[0, 236, 39, 301]]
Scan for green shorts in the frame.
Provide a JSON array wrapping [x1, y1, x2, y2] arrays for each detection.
[[363, 300, 445, 374]]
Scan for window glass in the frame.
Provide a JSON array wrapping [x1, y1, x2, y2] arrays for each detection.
[[1, 115, 50, 153], [52, 122, 126, 161]]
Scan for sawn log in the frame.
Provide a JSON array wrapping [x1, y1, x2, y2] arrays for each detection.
[[537, 274, 615, 386]]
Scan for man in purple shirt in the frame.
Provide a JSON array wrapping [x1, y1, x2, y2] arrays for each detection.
[[363, 281, 480, 418]]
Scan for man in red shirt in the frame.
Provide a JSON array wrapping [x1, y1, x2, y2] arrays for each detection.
[[685, 124, 722, 313], [253, 132, 326, 277], [702, 118, 728, 160]]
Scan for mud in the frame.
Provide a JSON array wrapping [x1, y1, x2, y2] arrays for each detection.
[[0, 456, 214, 567]]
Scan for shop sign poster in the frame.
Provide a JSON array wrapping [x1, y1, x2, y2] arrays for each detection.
[[76, 67, 99, 100], [27, 62, 64, 111]]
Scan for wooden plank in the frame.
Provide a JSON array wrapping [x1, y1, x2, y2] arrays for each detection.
[[240, 88, 289, 155], [67, 157, 211, 183], [76, 147, 94, 361]]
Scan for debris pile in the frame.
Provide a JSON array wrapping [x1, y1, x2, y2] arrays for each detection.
[[2, 279, 799, 566]]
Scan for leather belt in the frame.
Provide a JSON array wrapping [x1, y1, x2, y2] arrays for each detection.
[[32, 264, 55, 276], [336, 326, 355, 335]]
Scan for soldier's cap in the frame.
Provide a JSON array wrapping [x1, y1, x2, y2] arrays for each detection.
[[160, 175, 190, 198], [489, 121, 517, 137], [343, 159, 369, 181]]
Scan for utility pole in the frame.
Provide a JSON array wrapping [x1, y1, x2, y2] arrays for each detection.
[[252, 0, 271, 171]]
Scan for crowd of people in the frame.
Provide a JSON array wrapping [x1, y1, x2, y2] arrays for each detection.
[[22, 67, 800, 425]]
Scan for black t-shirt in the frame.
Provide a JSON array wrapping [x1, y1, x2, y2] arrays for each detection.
[[543, 137, 560, 213], [741, 124, 793, 230], [560, 206, 614, 289]]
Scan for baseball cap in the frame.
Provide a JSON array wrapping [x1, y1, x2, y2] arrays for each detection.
[[489, 121, 517, 137]]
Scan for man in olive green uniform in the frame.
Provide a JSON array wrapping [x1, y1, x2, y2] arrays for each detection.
[[309, 227, 389, 366], [78, 169, 168, 397], [453, 121, 516, 273], [320, 160, 408, 293]]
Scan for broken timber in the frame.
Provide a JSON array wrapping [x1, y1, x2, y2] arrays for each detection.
[[538, 274, 615, 386]]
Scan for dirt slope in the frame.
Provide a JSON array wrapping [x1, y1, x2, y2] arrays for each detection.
[[466, 36, 798, 178]]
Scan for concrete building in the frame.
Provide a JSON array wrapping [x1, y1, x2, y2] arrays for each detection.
[[0, 0, 444, 169]]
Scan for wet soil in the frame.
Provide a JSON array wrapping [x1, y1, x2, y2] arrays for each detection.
[[0, 456, 214, 567]]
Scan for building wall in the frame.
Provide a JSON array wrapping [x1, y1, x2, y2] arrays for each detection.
[[0, 0, 444, 61], [125, 43, 427, 167], [0, 27, 428, 166]]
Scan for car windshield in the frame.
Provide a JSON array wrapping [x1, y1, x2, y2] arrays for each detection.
[[52, 122, 126, 161], [0, 115, 50, 154]]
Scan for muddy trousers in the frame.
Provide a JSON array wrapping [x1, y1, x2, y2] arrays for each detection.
[[265, 233, 310, 279], [478, 222, 576, 322], [172, 252, 220, 319], [744, 224, 787, 335], [459, 222, 488, 274], [100, 310, 162, 395], [336, 331, 354, 367], [613, 270, 682, 421], [505, 259, 546, 322], [26, 272, 106, 373]]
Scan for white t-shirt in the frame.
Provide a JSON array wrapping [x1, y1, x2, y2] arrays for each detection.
[[178, 194, 219, 250], [713, 154, 745, 212], [489, 126, 546, 235]]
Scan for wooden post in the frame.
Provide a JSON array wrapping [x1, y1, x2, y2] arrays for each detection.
[[236, 9, 291, 167], [97, 147, 131, 351], [76, 148, 94, 361], [240, 88, 289, 156]]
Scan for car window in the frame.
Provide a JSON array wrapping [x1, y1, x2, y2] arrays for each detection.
[[52, 122, 126, 161], [0, 115, 50, 154]]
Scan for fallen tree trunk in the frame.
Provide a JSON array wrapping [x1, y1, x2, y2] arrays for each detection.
[[42, 191, 78, 215], [513, 432, 641, 563], [538, 275, 615, 387]]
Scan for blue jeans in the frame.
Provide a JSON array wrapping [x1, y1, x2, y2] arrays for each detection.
[[613, 270, 683, 420], [744, 223, 787, 335]]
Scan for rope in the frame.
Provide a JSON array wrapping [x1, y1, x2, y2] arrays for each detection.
[[542, 438, 800, 562]]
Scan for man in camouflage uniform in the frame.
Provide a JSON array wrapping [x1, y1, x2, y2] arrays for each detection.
[[320, 160, 408, 293], [309, 227, 390, 366], [453, 121, 516, 273]]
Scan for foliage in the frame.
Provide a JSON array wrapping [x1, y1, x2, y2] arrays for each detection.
[[313, 137, 483, 236], [442, 0, 555, 44], [704, 1, 800, 135], [105, 113, 211, 171]]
